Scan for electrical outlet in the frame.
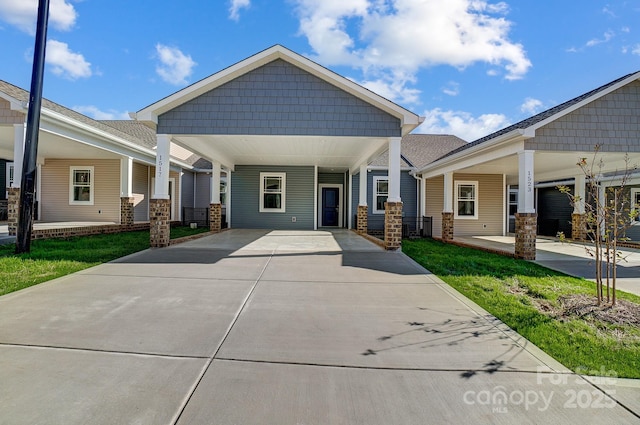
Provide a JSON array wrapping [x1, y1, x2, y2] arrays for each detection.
[[291, 216, 296, 222]]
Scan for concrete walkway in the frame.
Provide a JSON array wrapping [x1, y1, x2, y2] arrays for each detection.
[[0, 229, 638, 424], [455, 236, 640, 296]]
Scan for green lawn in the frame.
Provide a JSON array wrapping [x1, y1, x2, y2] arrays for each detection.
[[403, 238, 640, 379], [0, 227, 210, 297]]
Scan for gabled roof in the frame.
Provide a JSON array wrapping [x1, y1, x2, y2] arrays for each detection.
[[370, 134, 467, 168], [134, 44, 422, 135], [435, 70, 640, 162]]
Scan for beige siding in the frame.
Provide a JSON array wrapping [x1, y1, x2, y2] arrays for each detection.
[[40, 159, 120, 222], [425, 173, 504, 237], [0, 98, 24, 125], [133, 162, 149, 222]]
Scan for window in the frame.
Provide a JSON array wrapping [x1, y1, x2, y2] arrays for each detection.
[[5, 162, 14, 198], [455, 181, 478, 219], [69, 166, 94, 205], [373, 176, 388, 214], [632, 188, 640, 223], [508, 188, 518, 217], [220, 178, 227, 205], [260, 172, 285, 212]]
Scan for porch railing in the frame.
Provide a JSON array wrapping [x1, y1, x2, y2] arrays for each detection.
[[182, 207, 209, 227]]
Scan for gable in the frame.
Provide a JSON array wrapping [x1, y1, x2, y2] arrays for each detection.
[[526, 80, 640, 152], [157, 59, 401, 137]]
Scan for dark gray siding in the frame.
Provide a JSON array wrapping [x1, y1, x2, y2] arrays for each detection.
[[318, 173, 344, 185], [538, 186, 573, 237], [350, 170, 418, 231], [231, 165, 314, 229], [194, 173, 211, 208], [181, 170, 195, 209], [0, 160, 6, 200], [158, 59, 401, 137]]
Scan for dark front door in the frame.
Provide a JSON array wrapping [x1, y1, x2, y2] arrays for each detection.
[[322, 187, 340, 227]]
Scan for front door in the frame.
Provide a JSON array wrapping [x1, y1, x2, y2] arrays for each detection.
[[322, 187, 340, 227]]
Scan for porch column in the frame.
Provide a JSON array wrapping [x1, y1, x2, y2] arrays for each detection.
[[515, 150, 537, 260], [357, 163, 368, 235], [442, 171, 454, 241], [572, 174, 587, 240], [8, 124, 25, 236], [385, 136, 402, 250], [120, 157, 134, 226], [209, 160, 222, 233], [150, 134, 171, 247]]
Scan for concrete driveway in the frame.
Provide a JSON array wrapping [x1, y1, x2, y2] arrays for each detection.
[[0, 229, 638, 424]]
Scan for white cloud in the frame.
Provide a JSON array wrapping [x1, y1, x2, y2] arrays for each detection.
[[229, 0, 250, 21], [520, 97, 543, 115], [632, 44, 640, 56], [155, 44, 196, 85], [46, 39, 91, 79], [73, 105, 130, 120], [0, 0, 77, 34], [293, 0, 531, 103], [417, 108, 510, 142], [442, 81, 460, 96], [586, 30, 615, 47]]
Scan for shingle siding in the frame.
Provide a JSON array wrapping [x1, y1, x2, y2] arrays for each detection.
[[231, 165, 315, 229], [158, 59, 401, 137], [526, 81, 640, 152]]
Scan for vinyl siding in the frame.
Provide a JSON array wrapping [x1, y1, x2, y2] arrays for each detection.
[[40, 159, 120, 222], [538, 186, 573, 237], [195, 173, 212, 208], [231, 165, 314, 229], [133, 162, 149, 222], [181, 170, 195, 209], [425, 174, 503, 237], [149, 167, 181, 221]]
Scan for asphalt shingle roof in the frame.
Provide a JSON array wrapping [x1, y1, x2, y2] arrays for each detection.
[[370, 134, 467, 169]]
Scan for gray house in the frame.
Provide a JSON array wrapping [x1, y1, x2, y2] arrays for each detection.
[[132, 45, 423, 249]]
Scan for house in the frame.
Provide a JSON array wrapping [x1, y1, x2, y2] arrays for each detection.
[[131, 45, 423, 249], [415, 70, 640, 259], [0, 80, 199, 238]]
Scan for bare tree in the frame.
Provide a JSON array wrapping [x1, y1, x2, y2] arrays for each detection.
[[557, 146, 638, 306]]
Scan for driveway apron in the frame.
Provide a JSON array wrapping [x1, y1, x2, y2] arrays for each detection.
[[0, 229, 638, 424]]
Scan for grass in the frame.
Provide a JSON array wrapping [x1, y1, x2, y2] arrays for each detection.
[[0, 226, 210, 297], [403, 238, 640, 379]]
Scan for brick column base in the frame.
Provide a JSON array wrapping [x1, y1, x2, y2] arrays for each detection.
[[149, 198, 171, 248], [209, 203, 222, 233], [384, 201, 403, 250], [7, 187, 20, 236], [571, 213, 587, 241], [515, 213, 537, 260], [120, 197, 134, 226], [441, 211, 454, 241], [357, 205, 368, 235]]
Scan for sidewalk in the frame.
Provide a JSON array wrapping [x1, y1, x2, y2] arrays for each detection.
[[0, 230, 638, 424]]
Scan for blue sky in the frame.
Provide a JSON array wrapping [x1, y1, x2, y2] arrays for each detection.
[[0, 0, 639, 142]]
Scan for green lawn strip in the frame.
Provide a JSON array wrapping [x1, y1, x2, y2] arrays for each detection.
[[170, 225, 211, 239], [403, 238, 640, 379], [0, 226, 209, 297]]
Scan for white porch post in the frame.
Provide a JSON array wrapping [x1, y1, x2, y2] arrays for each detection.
[[384, 136, 403, 250], [442, 171, 454, 241], [387, 137, 401, 202], [516, 150, 536, 259], [150, 134, 171, 247], [120, 156, 134, 226], [209, 160, 222, 232], [13, 123, 25, 188], [572, 174, 587, 240], [348, 170, 353, 229], [357, 163, 368, 234]]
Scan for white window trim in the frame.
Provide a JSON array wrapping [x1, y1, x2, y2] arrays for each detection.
[[260, 172, 286, 213], [631, 188, 640, 223], [5, 162, 14, 198], [69, 166, 94, 206], [455, 180, 478, 219], [373, 175, 388, 214]]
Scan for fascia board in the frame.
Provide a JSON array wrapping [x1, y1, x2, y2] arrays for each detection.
[[418, 130, 527, 178]]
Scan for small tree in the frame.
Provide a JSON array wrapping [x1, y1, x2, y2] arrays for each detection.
[[557, 146, 638, 306]]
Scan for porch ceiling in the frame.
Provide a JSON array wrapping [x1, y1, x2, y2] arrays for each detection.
[[172, 134, 390, 172], [452, 150, 637, 185]]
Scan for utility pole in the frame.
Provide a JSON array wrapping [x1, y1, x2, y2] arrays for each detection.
[[15, 0, 50, 253]]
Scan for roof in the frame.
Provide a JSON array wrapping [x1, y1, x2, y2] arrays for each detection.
[[370, 134, 467, 168], [134, 44, 422, 135], [436, 70, 640, 161]]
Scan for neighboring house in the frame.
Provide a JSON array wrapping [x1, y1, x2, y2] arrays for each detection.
[[132, 45, 422, 249], [0, 80, 196, 236], [416, 70, 640, 259], [354, 134, 467, 237]]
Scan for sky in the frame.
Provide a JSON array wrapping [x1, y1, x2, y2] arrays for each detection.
[[0, 0, 639, 142]]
